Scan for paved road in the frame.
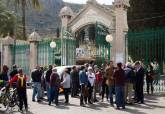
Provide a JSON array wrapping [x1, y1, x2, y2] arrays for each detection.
[[0, 89, 165, 114]]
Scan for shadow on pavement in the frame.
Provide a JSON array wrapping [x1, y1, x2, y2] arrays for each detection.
[[122, 108, 147, 114], [85, 102, 110, 110]]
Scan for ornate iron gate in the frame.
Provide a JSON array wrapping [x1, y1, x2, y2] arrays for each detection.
[[95, 22, 109, 65], [128, 28, 165, 93]]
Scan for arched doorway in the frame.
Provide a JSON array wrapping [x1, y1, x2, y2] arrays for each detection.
[[75, 22, 110, 65]]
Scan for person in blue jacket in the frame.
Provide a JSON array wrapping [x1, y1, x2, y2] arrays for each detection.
[[79, 65, 88, 106]]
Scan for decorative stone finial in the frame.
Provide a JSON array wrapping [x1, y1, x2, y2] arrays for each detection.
[[59, 6, 73, 17], [28, 31, 41, 42], [3, 35, 14, 45], [114, 0, 130, 9]]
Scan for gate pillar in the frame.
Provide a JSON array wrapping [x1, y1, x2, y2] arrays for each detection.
[[29, 31, 41, 73], [114, 0, 130, 64], [2, 35, 14, 67]]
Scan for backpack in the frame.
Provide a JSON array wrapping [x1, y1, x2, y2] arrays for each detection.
[[17, 75, 26, 89]]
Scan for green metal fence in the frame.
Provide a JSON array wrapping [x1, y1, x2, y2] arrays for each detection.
[[37, 40, 61, 66], [37, 38, 76, 67], [11, 43, 30, 76], [128, 28, 165, 93], [128, 28, 165, 72]]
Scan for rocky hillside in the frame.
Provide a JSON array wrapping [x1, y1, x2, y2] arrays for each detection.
[[3, 0, 83, 37], [26, 0, 83, 37]]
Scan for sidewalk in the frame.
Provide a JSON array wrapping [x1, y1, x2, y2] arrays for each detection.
[[0, 89, 165, 114]]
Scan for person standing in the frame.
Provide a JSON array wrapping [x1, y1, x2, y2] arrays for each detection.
[[45, 65, 53, 101], [9, 65, 18, 79], [113, 62, 125, 109], [31, 66, 42, 102], [0, 65, 9, 88], [86, 67, 96, 104], [106, 61, 115, 106], [9, 69, 28, 112], [146, 64, 154, 95], [124, 62, 135, 104], [94, 68, 102, 101], [70, 66, 79, 97], [40, 66, 45, 99], [9, 65, 18, 88], [79, 66, 88, 106], [49, 68, 60, 106], [101, 64, 109, 102], [0, 65, 9, 82], [153, 61, 160, 84], [134, 61, 145, 104], [61, 69, 71, 104]]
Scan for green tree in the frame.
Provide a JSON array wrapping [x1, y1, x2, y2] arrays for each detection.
[[0, 1, 16, 36]]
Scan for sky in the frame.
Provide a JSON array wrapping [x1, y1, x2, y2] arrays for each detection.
[[63, 0, 114, 5]]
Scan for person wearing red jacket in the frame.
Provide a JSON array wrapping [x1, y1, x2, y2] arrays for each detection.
[[9, 68, 28, 112]]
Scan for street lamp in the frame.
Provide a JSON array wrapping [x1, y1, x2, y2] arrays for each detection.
[[106, 34, 113, 63], [50, 41, 56, 65]]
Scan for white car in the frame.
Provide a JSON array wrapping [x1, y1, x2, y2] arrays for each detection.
[[55, 65, 81, 78]]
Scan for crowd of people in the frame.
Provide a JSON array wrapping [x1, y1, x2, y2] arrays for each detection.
[[0, 60, 161, 112], [29, 60, 161, 109]]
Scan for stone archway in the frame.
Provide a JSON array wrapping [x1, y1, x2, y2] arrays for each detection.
[[67, 5, 115, 64], [73, 21, 112, 64], [69, 9, 114, 34]]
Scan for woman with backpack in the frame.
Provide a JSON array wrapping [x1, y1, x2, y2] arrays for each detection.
[[9, 68, 28, 113]]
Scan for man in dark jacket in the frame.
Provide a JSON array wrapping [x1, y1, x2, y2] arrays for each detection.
[[9, 64, 18, 88], [146, 64, 154, 94], [31, 66, 42, 102], [124, 62, 134, 104], [135, 61, 145, 104], [70, 66, 79, 97], [45, 65, 53, 101], [49, 68, 60, 106], [113, 62, 125, 109], [10, 65, 18, 79]]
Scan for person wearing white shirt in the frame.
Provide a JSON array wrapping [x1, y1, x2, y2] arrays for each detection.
[[86, 67, 96, 104], [61, 68, 71, 104]]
